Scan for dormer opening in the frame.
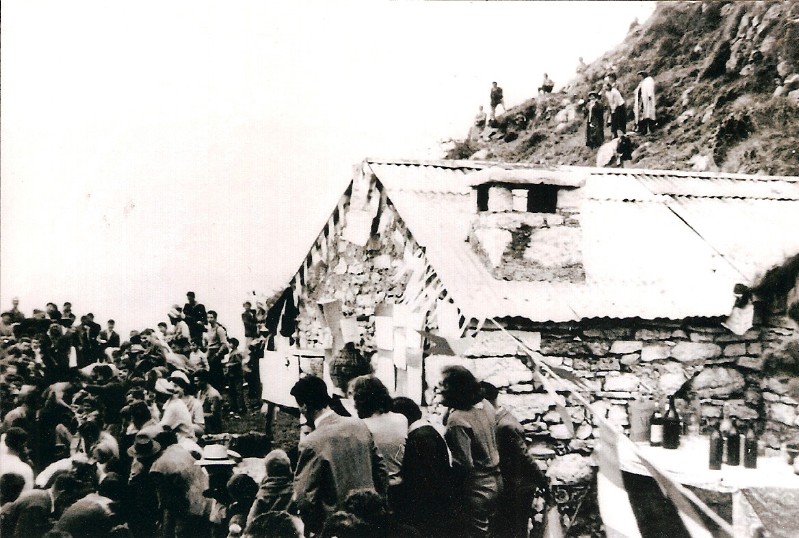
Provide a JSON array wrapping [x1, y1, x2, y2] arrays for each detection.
[[527, 184, 559, 213]]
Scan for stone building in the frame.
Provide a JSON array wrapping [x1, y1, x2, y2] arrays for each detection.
[[281, 158, 799, 454]]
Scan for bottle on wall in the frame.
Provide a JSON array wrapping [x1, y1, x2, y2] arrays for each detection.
[[650, 402, 664, 447], [663, 396, 682, 449], [709, 423, 723, 470], [726, 419, 741, 466]]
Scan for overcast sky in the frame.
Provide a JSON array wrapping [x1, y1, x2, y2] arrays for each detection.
[[1, 1, 655, 339]]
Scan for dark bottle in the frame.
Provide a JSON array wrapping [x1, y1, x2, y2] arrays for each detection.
[[744, 425, 758, 469], [726, 419, 741, 466], [649, 405, 664, 447], [709, 424, 723, 470], [663, 396, 682, 449]]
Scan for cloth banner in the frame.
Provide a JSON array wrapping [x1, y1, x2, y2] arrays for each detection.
[[260, 351, 300, 408], [597, 421, 643, 538], [436, 299, 461, 338]]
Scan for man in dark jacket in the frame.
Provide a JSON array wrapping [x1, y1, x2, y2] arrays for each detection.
[[482, 382, 548, 538], [183, 292, 207, 344]]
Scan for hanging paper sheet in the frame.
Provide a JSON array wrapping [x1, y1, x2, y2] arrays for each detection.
[[261, 351, 300, 408], [340, 318, 359, 343], [373, 348, 396, 393], [436, 299, 462, 338], [318, 299, 344, 355], [342, 209, 373, 247], [374, 314, 394, 351]]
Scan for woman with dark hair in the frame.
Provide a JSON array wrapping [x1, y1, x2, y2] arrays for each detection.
[[391, 397, 452, 538], [350, 376, 407, 508], [438, 365, 502, 538]]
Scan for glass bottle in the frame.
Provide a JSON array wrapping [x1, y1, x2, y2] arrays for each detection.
[[719, 412, 732, 463], [663, 396, 682, 449], [649, 403, 663, 447], [726, 419, 741, 466], [743, 425, 758, 469], [709, 423, 723, 470]]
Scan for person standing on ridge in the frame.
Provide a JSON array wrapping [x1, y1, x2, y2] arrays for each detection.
[[183, 291, 207, 344], [489, 81, 505, 124], [585, 91, 605, 149], [634, 70, 656, 134]]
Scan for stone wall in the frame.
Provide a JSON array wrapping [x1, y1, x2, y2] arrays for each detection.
[[425, 319, 799, 455]]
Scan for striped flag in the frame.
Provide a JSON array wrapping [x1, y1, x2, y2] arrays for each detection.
[[597, 420, 720, 538], [597, 421, 643, 538]]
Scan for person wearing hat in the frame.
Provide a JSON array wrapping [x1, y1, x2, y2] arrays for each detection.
[[290, 375, 387, 535], [634, 70, 656, 134], [183, 292, 208, 344], [156, 378, 196, 441], [169, 370, 205, 437], [584, 90, 605, 149], [196, 444, 238, 535], [126, 428, 164, 537]]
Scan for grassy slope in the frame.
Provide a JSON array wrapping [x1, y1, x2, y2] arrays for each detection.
[[451, 1, 799, 175]]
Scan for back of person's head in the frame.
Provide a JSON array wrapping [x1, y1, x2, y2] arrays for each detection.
[[94, 364, 113, 380], [78, 420, 101, 442], [479, 381, 500, 404], [129, 400, 152, 425], [391, 397, 422, 425], [329, 343, 370, 391], [440, 365, 482, 410], [319, 511, 372, 538], [264, 448, 292, 478], [155, 429, 178, 449], [3, 426, 29, 453], [341, 489, 387, 527], [98, 473, 125, 502], [290, 375, 330, 410], [52, 472, 80, 496], [227, 473, 258, 502], [244, 511, 301, 538], [0, 472, 26, 504], [350, 375, 392, 418]]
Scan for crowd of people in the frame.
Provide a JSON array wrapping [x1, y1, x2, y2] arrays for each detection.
[[0, 293, 550, 538]]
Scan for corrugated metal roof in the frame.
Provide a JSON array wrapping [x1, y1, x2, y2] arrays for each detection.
[[367, 161, 799, 322]]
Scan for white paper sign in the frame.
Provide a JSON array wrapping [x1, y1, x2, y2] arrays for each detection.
[[261, 351, 300, 408], [374, 315, 394, 350], [342, 209, 373, 246]]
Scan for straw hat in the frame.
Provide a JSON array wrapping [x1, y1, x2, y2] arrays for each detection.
[[195, 444, 239, 466]]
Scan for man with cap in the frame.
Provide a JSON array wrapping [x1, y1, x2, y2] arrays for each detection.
[[127, 428, 164, 538], [585, 90, 605, 148], [183, 292, 208, 344], [290, 375, 387, 535], [8, 298, 25, 325]]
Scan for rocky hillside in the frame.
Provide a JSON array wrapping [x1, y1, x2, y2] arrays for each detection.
[[448, 1, 799, 176]]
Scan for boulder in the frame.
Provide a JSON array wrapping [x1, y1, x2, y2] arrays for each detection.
[[692, 367, 746, 398], [603, 373, 641, 392], [689, 154, 714, 172], [788, 89, 799, 105], [777, 61, 792, 78], [784, 74, 799, 91], [773, 85, 786, 97], [769, 402, 796, 425], [546, 454, 593, 485], [610, 341, 643, 354], [671, 342, 722, 362], [759, 35, 777, 54], [469, 148, 490, 161], [596, 139, 620, 167], [723, 400, 759, 420], [621, 354, 640, 366], [554, 122, 570, 135], [641, 344, 672, 362], [659, 372, 687, 394]]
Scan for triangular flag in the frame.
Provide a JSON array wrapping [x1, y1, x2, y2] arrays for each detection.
[[597, 421, 643, 538], [533, 370, 574, 437]]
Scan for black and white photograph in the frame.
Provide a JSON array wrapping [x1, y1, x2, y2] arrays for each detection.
[[2, 1, 799, 537]]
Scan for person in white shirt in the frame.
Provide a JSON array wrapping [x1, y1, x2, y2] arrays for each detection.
[[0, 428, 34, 494]]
